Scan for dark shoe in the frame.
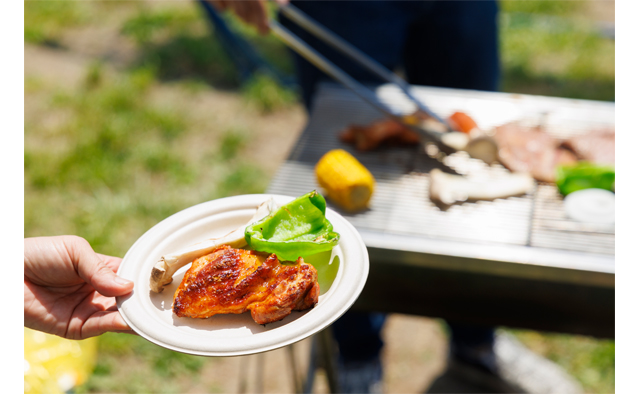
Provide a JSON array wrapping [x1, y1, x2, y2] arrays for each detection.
[[337, 357, 384, 394], [429, 332, 583, 394]]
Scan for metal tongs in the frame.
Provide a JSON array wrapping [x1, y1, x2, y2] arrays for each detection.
[[270, 3, 457, 154]]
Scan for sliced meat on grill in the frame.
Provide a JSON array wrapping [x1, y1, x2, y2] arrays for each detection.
[[494, 123, 577, 183], [339, 119, 420, 151], [562, 129, 615, 165]]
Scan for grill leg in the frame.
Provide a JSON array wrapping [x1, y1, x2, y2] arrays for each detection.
[[287, 344, 303, 393], [318, 328, 341, 393]]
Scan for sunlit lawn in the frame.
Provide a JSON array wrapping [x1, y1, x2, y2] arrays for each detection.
[[24, 1, 614, 393]]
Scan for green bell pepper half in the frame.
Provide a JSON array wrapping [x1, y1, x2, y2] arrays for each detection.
[[556, 162, 615, 196], [245, 191, 340, 261]]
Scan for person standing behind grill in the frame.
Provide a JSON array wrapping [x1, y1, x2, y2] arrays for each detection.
[[206, 1, 504, 392]]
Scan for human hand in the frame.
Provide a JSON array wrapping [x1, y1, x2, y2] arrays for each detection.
[[207, 0, 289, 35], [24, 236, 135, 339]]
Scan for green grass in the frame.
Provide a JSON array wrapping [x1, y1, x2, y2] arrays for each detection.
[[120, 4, 297, 108], [24, 60, 265, 256], [24, 0, 88, 44], [121, 6, 198, 45], [499, 1, 615, 100], [242, 73, 298, 113], [509, 330, 615, 394], [218, 128, 249, 161], [76, 333, 207, 394], [120, 5, 240, 87], [500, 0, 581, 16]]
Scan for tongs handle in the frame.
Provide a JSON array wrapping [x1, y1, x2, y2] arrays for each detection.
[[278, 3, 448, 127], [270, 20, 453, 153], [270, 21, 394, 119]]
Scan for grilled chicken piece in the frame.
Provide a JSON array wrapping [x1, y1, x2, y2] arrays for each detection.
[[340, 119, 420, 151], [173, 245, 319, 324]]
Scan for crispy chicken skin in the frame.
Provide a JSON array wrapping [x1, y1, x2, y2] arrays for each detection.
[[172, 245, 319, 324]]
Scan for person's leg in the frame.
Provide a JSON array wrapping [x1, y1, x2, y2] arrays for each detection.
[[283, 1, 499, 389], [331, 311, 387, 363], [279, 4, 419, 392], [331, 312, 387, 393], [448, 322, 498, 373], [402, 0, 502, 376]]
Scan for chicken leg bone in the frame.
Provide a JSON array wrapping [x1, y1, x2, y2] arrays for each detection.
[[149, 198, 278, 293]]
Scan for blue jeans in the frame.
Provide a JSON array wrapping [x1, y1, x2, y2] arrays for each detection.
[[280, 0, 500, 364]]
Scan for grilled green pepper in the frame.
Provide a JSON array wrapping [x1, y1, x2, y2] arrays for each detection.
[[245, 191, 340, 261], [556, 162, 615, 196]]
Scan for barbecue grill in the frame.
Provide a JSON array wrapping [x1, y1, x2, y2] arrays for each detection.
[[268, 83, 614, 338]]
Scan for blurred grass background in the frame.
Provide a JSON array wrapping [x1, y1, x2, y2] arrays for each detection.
[[24, 1, 614, 393]]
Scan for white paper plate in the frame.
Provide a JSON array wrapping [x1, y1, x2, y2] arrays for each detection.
[[116, 194, 369, 356]]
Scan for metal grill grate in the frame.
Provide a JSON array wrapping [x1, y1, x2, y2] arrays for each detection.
[[268, 84, 615, 267]]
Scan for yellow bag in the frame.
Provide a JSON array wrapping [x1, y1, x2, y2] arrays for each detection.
[[24, 328, 97, 394]]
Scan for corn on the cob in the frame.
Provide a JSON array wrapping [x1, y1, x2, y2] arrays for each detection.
[[315, 149, 375, 211]]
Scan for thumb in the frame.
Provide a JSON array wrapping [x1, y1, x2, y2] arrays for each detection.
[[67, 236, 134, 297]]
